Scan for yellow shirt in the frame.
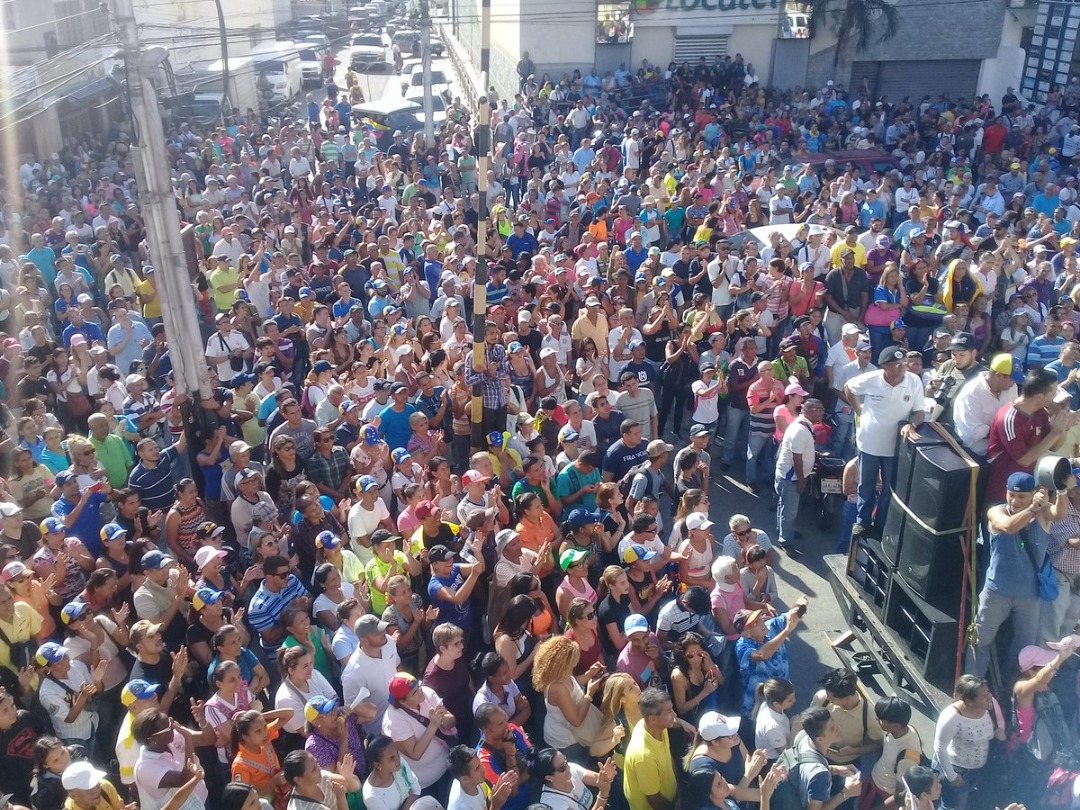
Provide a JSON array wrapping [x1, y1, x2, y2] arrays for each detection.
[[0, 602, 42, 674], [571, 313, 610, 358], [65, 777, 122, 810], [209, 265, 241, 310], [810, 691, 884, 765], [136, 278, 161, 319], [623, 721, 678, 810], [365, 551, 410, 614], [830, 240, 867, 269]]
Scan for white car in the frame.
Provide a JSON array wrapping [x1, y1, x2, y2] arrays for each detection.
[[404, 87, 447, 124], [403, 67, 450, 99], [298, 45, 325, 87], [350, 33, 388, 70]]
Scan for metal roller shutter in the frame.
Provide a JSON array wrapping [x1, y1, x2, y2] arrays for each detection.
[[850, 59, 981, 103], [673, 34, 729, 63]]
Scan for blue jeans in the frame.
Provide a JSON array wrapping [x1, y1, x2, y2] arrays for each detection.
[[836, 498, 858, 552], [775, 476, 801, 544], [856, 452, 896, 530], [722, 407, 749, 465], [746, 433, 775, 487], [828, 414, 856, 460]]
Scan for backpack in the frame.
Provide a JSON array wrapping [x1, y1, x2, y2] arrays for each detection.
[[299, 384, 318, 420], [618, 460, 655, 498], [769, 744, 830, 810]]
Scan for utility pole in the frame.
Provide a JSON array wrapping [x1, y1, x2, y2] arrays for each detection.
[[469, 0, 491, 452], [420, 0, 434, 143], [212, 0, 232, 122], [112, 0, 214, 415]]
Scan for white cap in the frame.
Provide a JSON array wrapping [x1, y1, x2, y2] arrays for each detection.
[[540, 347, 558, 359], [841, 323, 862, 336], [62, 762, 107, 791], [698, 711, 740, 741], [685, 512, 714, 531]]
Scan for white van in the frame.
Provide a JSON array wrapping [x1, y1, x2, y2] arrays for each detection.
[[298, 44, 326, 87], [250, 42, 304, 101]]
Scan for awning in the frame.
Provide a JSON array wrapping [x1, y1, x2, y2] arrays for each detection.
[[60, 75, 119, 106]]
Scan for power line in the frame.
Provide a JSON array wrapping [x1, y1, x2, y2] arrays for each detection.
[[1, 5, 108, 38], [0, 52, 118, 132]]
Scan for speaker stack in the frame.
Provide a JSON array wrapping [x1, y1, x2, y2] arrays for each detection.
[[848, 422, 978, 690]]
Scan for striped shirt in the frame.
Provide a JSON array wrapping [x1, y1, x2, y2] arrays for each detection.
[[39, 660, 97, 741], [247, 574, 307, 639], [128, 445, 180, 510]]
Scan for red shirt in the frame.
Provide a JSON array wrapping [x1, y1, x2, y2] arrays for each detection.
[[987, 402, 1050, 501]]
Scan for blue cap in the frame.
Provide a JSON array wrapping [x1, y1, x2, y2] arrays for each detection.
[[192, 587, 223, 611], [567, 508, 603, 530], [236, 290, 251, 302], [100, 523, 127, 543], [141, 550, 174, 570], [628, 339, 644, 350], [299, 286, 315, 298], [228, 372, 255, 388], [35, 642, 69, 666], [392, 323, 408, 336], [507, 341, 524, 353], [910, 227, 925, 238], [305, 694, 339, 722], [623, 614, 650, 636], [60, 601, 90, 625], [487, 431, 504, 447], [121, 679, 159, 706], [891, 318, 907, 330], [1007, 472, 1037, 493], [54, 470, 76, 485], [339, 400, 359, 414], [391, 448, 412, 463], [363, 425, 381, 444], [315, 530, 341, 550], [313, 360, 333, 374], [356, 475, 380, 492], [40, 517, 66, 534]]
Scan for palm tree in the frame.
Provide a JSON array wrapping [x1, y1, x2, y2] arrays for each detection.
[[808, 0, 901, 72]]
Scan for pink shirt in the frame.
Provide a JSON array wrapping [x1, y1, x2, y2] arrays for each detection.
[[710, 585, 746, 640]]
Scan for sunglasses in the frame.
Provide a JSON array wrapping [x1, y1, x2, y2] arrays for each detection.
[[735, 528, 753, 538]]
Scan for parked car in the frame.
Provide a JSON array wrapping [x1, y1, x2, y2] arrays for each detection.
[[402, 66, 450, 99], [351, 97, 423, 147], [350, 32, 389, 71], [298, 45, 325, 88], [404, 87, 448, 125]]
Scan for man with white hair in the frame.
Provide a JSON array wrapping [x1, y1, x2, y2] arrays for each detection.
[[315, 384, 347, 428]]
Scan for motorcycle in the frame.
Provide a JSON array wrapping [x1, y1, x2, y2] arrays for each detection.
[[807, 453, 845, 530]]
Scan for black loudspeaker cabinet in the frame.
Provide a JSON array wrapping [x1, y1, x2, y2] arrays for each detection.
[[850, 536, 893, 618], [894, 422, 950, 504], [880, 494, 905, 567], [884, 572, 960, 689], [895, 499, 967, 617], [906, 442, 975, 533]]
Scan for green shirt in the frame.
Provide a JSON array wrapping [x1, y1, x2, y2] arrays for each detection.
[[772, 354, 810, 383], [512, 478, 551, 509], [365, 551, 409, 614], [90, 433, 134, 488], [282, 629, 334, 683]]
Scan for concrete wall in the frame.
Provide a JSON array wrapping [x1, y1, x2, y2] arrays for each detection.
[[455, 0, 521, 100], [807, 0, 1010, 90]]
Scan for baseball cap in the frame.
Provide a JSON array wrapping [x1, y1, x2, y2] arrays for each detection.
[[841, 323, 862, 337], [891, 319, 907, 331], [785, 381, 809, 397], [60, 601, 91, 625], [363, 425, 381, 444], [559, 547, 590, 571], [624, 614, 650, 637], [732, 608, 765, 634], [685, 512, 714, 531], [878, 346, 905, 366], [0, 503, 19, 519], [539, 347, 558, 360], [100, 523, 127, 543], [689, 424, 711, 437], [1018, 645, 1058, 672], [388, 673, 420, 701], [62, 762, 108, 791], [1007, 472, 1036, 492], [355, 614, 390, 637], [622, 543, 656, 564], [391, 448, 412, 464], [315, 531, 342, 550], [415, 500, 439, 520], [990, 353, 1025, 384], [698, 711, 740, 741], [487, 431, 504, 447], [948, 332, 978, 351], [0, 561, 29, 583], [120, 679, 159, 707], [141, 550, 174, 570], [567, 508, 603, 530], [35, 642, 69, 666], [304, 695, 339, 722], [462, 470, 491, 486], [196, 521, 225, 540], [429, 545, 455, 563], [355, 475, 380, 492], [54, 470, 76, 486], [647, 439, 674, 458], [192, 587, 224, 611]]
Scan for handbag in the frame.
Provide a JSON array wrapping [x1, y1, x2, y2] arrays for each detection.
[[0, 623, 35, 670], [864, 302, 897, 327], [1019, 526, 1060, 602]]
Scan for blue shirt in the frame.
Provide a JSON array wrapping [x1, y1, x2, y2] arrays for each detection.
[[506, 232, 538, 258], [1027, 334, 1065, 368], [624, 246, 648, 272], [602, 438, 648, 481], [378, 403, 417, 451], [108, 320, 153, 377], [62, 321, 104, 347], [248, 573, 308, 639], [52, 491, 109, 557], [428, 564, 471, 628], [128, 445, 179, 510], [735, 614, 790, 714]]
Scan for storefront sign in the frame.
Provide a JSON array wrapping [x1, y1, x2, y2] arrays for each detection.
[[635, 0, 780, 14]]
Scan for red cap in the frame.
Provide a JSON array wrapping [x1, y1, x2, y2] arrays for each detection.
[[415, 500, 439, 520]]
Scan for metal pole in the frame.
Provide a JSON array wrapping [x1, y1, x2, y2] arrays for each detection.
[[112, 0, 213, 410], [212, 0, 232, 122], [469, 0, 491, 453], [420, 0, 434, 143]]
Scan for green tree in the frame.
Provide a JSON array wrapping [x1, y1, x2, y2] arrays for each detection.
[[809, 0, 901, 71]]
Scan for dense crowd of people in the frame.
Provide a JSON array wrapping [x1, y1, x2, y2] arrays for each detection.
[[4, 42, 1080, 810]]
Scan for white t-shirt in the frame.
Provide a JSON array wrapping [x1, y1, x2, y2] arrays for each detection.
[[755, 703, 790, 759], [348, 499, 391, 565], [871, 727, 923, 793], [382, 686, 451, 788], [274, 670, 337, 733], [362, 762, 421, 810], [540, 763, 594, 810], [846, 370, 925, 457], [776, 417, 816, 480], [205, 330, 250, 378], [448, 780, 488, 810], [342, 643, 401, 733], [691, 380, 720, 423]]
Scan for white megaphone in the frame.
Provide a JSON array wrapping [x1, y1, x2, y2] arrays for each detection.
[[1034, 455, 1072, 494]]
